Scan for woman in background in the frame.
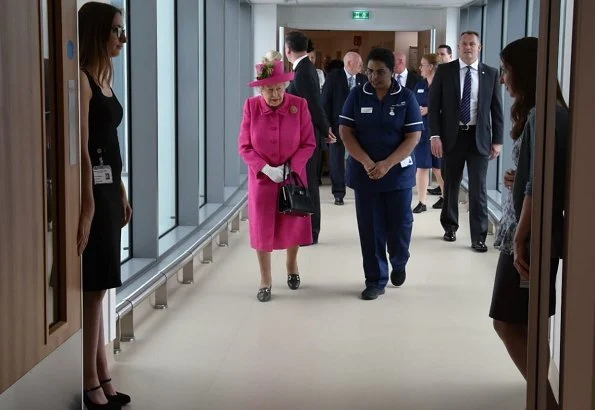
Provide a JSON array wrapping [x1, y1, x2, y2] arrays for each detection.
[[411, 53, 444, 213], [78, 2, 132, 409]]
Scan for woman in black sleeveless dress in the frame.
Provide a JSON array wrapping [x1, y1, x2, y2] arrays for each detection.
[[79, 3, 132, 409]]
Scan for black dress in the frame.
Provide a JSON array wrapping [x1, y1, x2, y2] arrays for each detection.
[[82, 71, 124, 292]]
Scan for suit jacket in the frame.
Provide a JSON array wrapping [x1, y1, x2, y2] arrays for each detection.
[[405, 71, 421, 90], [429, 59, 504, 156], [321, 70, 366, 135], [287, 58, 330, 148], [394, 71, 421, 91]]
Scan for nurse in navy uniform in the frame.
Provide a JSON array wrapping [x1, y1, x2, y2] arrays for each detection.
[[339, 48, 423, 300], [412, 53, 443, 213]]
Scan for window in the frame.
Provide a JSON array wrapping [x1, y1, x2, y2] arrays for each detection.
[[110, 0, 131, 261], [199, 0, 206, 207], [157, 0, 178, 234]]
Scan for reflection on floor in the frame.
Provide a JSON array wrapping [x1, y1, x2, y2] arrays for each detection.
[[110, 185, 525, 410]]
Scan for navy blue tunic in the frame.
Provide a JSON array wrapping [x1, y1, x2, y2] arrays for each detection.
[[339, 80, 423, 289], [412, 79, 440, 169], [339, 81, 423, 192]]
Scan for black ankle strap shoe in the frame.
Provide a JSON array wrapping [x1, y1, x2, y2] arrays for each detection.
[[100, 379, 131, 405], [83, 385, 122, 409]]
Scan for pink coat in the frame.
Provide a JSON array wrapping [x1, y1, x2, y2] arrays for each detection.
[[238, 94, 316, 251]]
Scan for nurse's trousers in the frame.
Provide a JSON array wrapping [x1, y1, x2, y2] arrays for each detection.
[[354, 188, 413, 289]]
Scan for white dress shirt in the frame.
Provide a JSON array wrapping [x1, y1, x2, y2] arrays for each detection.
[[394, 68, 409, 88], [459, 59, 479, 126], [344, 68, 355, 89], [292, 54, 309, 70], [316, 68, 325, 91]]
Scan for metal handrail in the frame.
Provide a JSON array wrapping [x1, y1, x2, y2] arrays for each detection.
[[113, 187, 248, 353]]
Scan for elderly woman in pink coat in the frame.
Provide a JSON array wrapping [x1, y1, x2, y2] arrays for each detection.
[[239, 57, 316, 302]]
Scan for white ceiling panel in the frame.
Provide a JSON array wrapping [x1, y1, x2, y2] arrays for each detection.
[[249, 0, 470, 7]]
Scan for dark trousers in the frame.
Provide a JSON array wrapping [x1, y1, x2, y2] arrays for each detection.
[[306, 147, 321, 238], [354, 189, 413, 289], [317, 150, 325, 183], [329, 140, 346, 200], [440, 129, 489, 242]]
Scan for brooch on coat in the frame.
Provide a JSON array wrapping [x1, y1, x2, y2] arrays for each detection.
[[290, 105, 298, 114]]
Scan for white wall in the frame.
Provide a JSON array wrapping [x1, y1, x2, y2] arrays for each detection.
[[253, 4, 278, 64], [277, 6, 449, 45], [443, 7, 460, 59]]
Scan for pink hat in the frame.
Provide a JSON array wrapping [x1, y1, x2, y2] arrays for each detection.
[[248, 60, 294, 87]]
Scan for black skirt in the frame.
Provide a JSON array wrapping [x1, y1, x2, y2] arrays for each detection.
[[489, 252, 559, 325], [82, 183, 123, 292]]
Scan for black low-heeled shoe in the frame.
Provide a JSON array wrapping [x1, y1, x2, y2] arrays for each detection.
[[257, 287, 271, 302], [83, 385, 122, 409], [100, 379, 131, 406], [287, 274, 300, 290]]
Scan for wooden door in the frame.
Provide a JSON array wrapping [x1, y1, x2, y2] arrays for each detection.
[[0, 0, 81, 394]]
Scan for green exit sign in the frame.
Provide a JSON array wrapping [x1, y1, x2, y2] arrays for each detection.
[[352, 10, 370, 20]]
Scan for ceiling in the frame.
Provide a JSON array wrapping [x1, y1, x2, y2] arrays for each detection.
[[248, 0, 471, 7]]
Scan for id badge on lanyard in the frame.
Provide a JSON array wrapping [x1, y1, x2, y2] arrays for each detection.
[[93, 149, 114, 185]]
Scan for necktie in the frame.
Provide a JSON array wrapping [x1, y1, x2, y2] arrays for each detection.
[[396, 74, 403, 87], [348, 75, 355, 89], [460, 66, 472, 125]]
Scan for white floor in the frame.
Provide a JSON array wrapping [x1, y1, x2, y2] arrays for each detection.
[[110, 185, 526, 410]]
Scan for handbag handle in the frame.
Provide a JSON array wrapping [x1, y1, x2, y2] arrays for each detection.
[[282, 163, 306, 188]]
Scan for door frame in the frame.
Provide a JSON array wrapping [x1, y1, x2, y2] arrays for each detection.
[[527, 0, 562, 407], [528, 0, 595, 408], [42, 0, 82, 351], [559, 0, 595, 407]]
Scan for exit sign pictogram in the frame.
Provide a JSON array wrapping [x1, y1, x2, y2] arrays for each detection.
[[352, 10, 370, 20]]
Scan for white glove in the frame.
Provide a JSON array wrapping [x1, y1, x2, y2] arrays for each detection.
[[261, 164, 285, 183]]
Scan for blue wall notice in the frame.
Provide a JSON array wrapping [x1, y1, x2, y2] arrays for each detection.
[[67, 40, 75, 60]]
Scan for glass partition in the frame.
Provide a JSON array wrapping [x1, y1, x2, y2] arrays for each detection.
[[157, 0, 178, 235]]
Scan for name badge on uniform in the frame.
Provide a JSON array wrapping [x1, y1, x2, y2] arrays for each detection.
[[400, 156, 413, 168], [93, 165, 114, 185], [361, 107, 373, 113], [417, 89, 425, 93]]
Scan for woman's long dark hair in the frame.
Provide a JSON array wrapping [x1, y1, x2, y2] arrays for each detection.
[[501, 37, 568, 140], [78, 2, 122, 85]]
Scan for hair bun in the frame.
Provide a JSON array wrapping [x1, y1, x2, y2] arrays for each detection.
[[262, 49, 283, 64]]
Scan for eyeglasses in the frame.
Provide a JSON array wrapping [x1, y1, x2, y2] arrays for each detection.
[[112, 26, 126, 38], [366, 68, 389, 77], [419, 64, 432, 68], [500, 67, 509, 76]]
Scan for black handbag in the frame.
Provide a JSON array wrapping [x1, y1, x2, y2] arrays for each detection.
[[278, 164, 315, 217]]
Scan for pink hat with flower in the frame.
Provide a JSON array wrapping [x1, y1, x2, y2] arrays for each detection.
[[248, 60, 294, 87]]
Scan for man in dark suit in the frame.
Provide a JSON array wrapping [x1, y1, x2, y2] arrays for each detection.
[[393, 51, 420, 90], [429, 31, 504, 252], [285, 31, 335, 244], [321, 51, 366, 205], [436, 44, 453, 64]]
